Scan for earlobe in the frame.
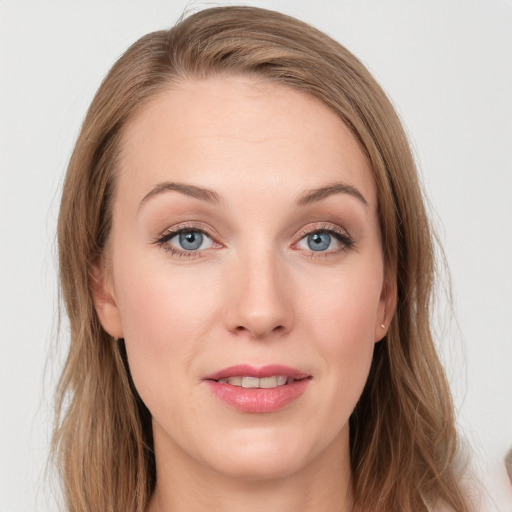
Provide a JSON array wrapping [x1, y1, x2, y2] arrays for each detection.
[[374, 276, 397, 343], [90, 258, 124, 339]]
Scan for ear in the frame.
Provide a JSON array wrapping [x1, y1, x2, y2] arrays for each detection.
[[374, 274, 397, 343], [90, 258, 124, 339]]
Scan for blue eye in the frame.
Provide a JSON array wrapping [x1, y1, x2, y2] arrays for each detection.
[[296, 228, 352, 253], [163, 230, 215, 252], [307, 232, 332, 251], [179, 231, 204, 250]]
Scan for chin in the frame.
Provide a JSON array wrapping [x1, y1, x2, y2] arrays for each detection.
[[202, 429, 314, 482], [212, 454, 306, 482]]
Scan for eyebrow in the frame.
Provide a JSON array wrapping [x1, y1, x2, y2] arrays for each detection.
[[139, 180, 368, 210], [139, 182, 222, 209], [296, 182, 368, 207]]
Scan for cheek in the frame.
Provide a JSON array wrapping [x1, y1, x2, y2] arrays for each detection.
[[321, 299, 376, 391], [112, 259, 221, 400], [299, 264, 382, 398], [301, 260, 382, 342], [115, 252, 219, 336]]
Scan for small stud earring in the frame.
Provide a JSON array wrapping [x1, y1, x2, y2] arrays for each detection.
[[380, 323, 385, 329]]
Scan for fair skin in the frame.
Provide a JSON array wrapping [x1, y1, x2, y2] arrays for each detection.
[[93, 75, 395, 512]]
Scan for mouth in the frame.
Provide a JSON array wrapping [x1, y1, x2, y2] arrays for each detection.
[[214, 375, 304, 388], [203, 364, 311, 385], [203, 365, 312, 413]]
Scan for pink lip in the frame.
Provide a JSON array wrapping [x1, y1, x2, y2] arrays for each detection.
[[203, 364, 310, 381], [203, 364, 311, 413]]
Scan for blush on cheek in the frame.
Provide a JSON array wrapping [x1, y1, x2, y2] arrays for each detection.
[[115, 263, 214, 391]]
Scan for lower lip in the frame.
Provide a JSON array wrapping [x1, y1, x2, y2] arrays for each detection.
[[204, 379, 310, 413]]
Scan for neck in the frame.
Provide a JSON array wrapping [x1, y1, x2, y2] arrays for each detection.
[[146, 428, 354, 512]]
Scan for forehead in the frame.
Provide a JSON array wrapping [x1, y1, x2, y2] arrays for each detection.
[[117, 75, 375, 211]]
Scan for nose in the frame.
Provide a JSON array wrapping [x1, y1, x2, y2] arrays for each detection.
[[223, 249, 294, 340]]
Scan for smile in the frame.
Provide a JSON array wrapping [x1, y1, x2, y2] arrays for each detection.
[[203, 365, 312, 413], [216, 376, 291, 388]]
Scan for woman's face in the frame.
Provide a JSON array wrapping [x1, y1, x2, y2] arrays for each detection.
[[94, 76, 393, 481]]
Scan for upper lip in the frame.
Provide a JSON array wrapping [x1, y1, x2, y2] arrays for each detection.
[[203, 364, 311, 381]]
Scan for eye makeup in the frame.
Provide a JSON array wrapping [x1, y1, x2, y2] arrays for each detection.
[[152, 220, 355, 260], [152, 223, 221, 259]]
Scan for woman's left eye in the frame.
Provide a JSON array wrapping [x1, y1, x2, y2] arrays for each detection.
[[296, 229, 352, 253]]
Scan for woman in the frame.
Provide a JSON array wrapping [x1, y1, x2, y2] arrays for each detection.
[[53, 6, 473, 512]]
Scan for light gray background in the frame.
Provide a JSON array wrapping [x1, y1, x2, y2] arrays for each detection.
[[1, 1, 511, 510]]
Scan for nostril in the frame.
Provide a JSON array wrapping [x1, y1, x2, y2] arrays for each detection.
[[224, 280, 293, 337], [232, 323, 286, 338]]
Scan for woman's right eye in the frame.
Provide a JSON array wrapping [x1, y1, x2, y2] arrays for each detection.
[[169, 230, 214, 251], [155, 228, 216, 256]]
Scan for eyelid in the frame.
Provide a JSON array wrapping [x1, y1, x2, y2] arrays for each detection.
[[292, 223, 354, 254], [156, 221, 221, 240], [152, 221, 353, 259], [294, 222, 350, 240], [152, 222, 222, 258]]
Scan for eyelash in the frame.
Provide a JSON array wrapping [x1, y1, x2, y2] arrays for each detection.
[[294, 224, 355, 257], [153, 223, 218, 259], [153, 223, 355, 259]]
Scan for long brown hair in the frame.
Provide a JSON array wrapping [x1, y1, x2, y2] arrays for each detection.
[[54, 6, 472, 511]]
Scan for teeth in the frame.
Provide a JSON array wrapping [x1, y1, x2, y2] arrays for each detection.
[[277, 376, 287, 386], [217, 375, 290, 388], [259, 376, 277, 388], [241, 376, 260, 388]]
